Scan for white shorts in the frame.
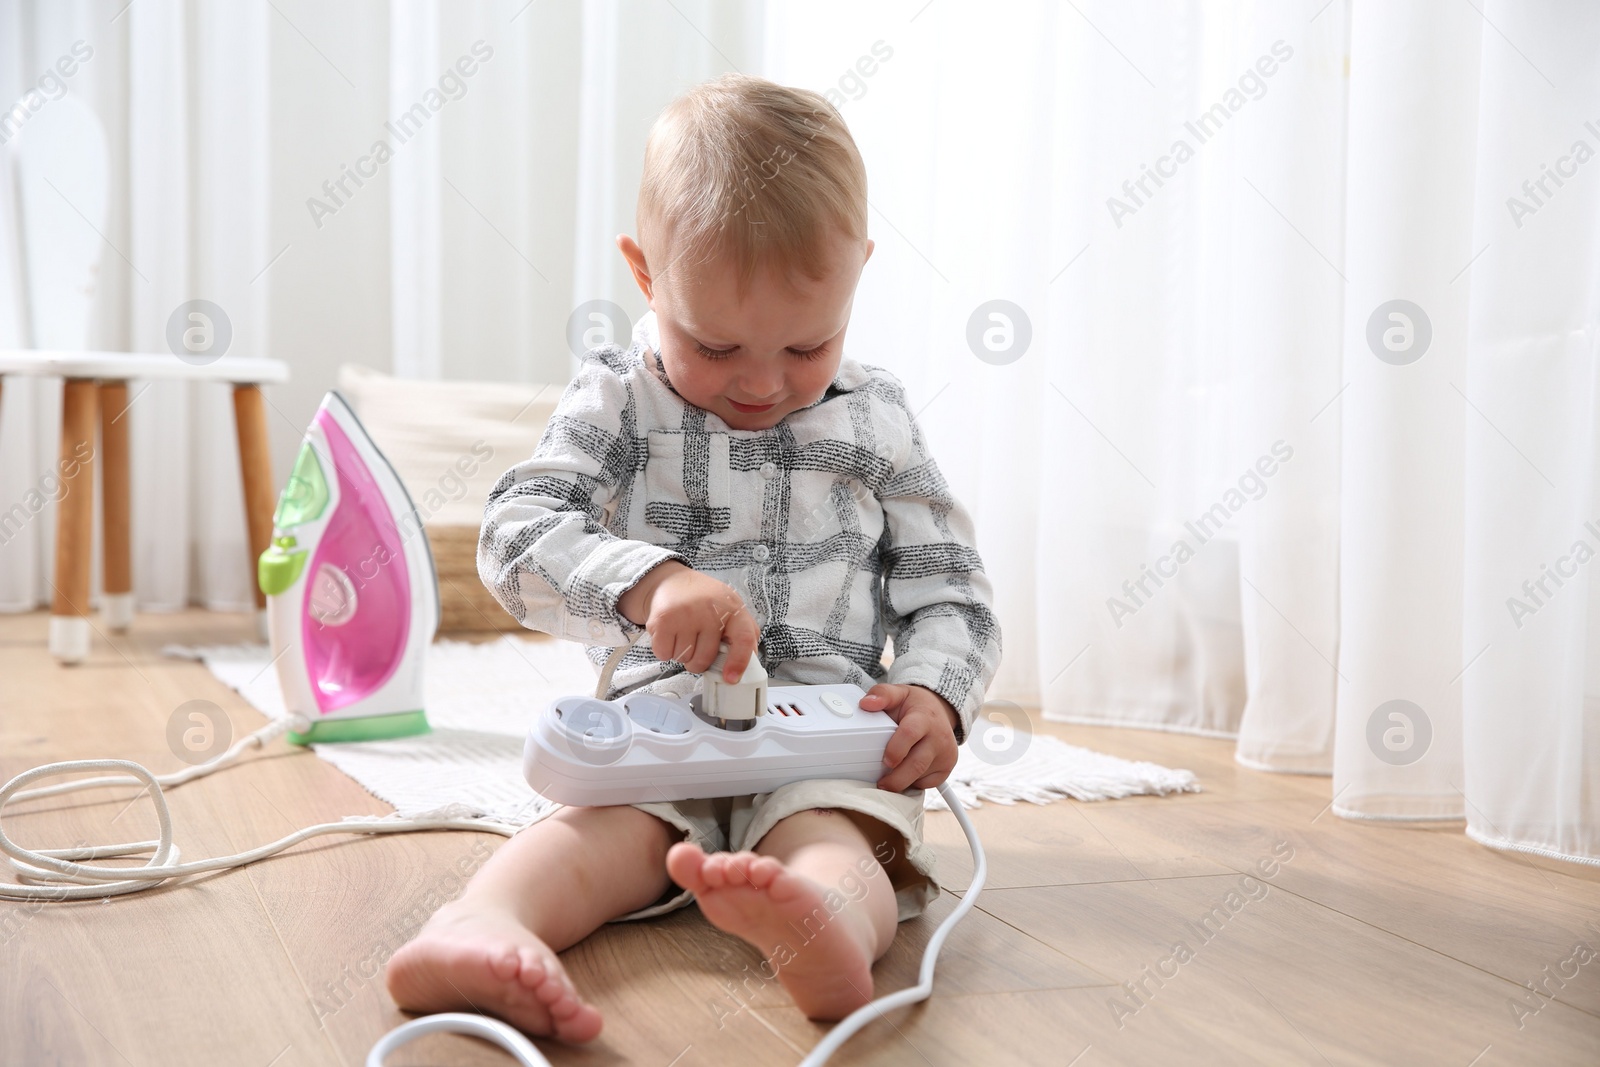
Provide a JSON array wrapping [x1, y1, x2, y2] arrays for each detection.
[[614, 778, 939, 924]]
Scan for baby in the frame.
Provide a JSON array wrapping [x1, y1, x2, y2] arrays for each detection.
[[386, 72, 1000, 1042]]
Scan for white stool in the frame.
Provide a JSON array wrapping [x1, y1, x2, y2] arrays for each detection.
[[0, 351, 289, 663]]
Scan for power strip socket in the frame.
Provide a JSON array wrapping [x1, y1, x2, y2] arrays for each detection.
[[523, 683, 897, 806]]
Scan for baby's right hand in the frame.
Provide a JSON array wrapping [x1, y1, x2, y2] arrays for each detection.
[[617, 561, 759, 682]]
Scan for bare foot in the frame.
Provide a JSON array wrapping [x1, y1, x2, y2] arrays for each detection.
[[666, 842, 877, 1020], [385, 903, 603, 1043]]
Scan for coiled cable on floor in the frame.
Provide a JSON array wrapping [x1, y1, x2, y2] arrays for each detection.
[[0, 719, 523, 902]]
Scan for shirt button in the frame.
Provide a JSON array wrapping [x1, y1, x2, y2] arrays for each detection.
[[753, 544, 771, 561], [759, 461, 777, 479], [588, 619, 604, 637]]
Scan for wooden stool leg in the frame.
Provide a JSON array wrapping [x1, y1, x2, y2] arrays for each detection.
[[233, 384, 275, 639], [50, 378, 98, 663], [99, 381, 133, 631]]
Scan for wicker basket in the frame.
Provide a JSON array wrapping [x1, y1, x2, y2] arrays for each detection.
[[427, 522, 523, 634]]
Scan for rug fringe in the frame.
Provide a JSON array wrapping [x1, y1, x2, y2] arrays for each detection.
[[929, 734, 1203, 811]]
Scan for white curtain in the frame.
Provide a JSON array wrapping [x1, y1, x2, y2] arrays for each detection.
[[753, 0, 1600, 865], [2, 0, 1595, 866], [1453, 5, 1600, 862]]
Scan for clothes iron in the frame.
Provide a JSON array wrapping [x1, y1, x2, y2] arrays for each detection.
[[257, 391, 438, 744]]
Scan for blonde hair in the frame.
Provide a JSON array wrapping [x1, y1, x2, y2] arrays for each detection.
[[637, 73, 868, 297]]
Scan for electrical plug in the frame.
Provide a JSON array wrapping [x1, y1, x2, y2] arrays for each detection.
[[702, 645, 768, 723]]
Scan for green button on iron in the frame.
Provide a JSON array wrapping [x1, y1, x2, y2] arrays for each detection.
[[258, 540, 307, 597]]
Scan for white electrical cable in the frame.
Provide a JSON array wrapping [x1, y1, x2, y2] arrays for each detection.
[[366, 1012, 551, 1067], [0, 719, 523, 902], [596, 636, 636, 697]]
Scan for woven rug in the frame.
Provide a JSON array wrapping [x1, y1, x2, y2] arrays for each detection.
[[162, 637, 1200, 826]]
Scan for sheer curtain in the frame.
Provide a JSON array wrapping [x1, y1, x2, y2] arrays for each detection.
[[1452, 4, 1600, 863], [767, 0, 1600, 866], [2, 0, 1594, 866]]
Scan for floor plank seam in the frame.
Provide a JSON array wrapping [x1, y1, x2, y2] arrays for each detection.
[[1242, 878, 1600, 1021]]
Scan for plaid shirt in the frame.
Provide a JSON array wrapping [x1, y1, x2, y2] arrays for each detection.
[[478, 312, 1001, 742]]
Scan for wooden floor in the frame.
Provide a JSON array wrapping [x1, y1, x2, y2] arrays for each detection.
[[2, 609, 1597, 1066]]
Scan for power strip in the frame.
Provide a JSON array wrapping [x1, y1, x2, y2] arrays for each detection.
[[523, 683, 897, 805]]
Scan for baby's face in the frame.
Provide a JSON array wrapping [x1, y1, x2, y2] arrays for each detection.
[[619, 228, 873, 431]]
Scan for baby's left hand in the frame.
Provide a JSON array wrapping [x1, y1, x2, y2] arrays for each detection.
[[858, 683, 961, 792]]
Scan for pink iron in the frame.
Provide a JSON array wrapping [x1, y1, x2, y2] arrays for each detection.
[[258, 392, 438, 743]]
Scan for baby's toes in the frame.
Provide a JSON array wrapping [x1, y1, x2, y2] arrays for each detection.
[[514, 947, 547, 987], [545, 981, 589, 1016], [524, 955, 601, 1042], [666, 840, 710, 892], [725, 850, 770, 884], [744, 855, 784, 888], [700, 851, 739, 888], [531, 966, 578, 1007], [763, 866, 810, 904], [488, 947, 522, 982], [532, 977, 564, 1005], [550, 996, 604, 1043]]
